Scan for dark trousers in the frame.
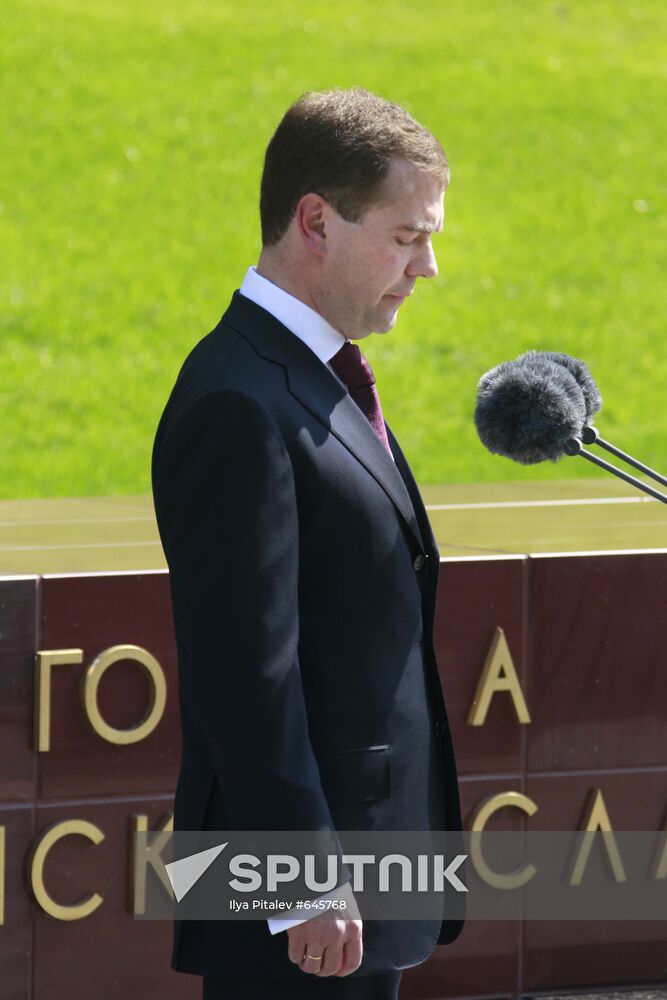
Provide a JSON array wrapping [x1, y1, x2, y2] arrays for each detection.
[[202, 970, 402, 999]]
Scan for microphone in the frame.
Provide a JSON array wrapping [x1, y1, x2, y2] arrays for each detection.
[[517, 352, 667, 488], [516, 349, 602, 422], [474, 356, 587, 465], [474, 354, 667, 504]]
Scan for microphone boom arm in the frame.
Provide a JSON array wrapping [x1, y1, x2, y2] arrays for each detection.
[[565, 439, 667, 504], [581, 426, 667, 488]]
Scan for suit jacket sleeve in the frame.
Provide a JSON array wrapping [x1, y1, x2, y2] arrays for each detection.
[[153, 387, 336, 834]]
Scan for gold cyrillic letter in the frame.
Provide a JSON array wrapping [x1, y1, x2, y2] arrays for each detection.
[[29, 819, 104, 920], [34, 649, 84, 751], [131, 813, 174, 915], [568, 788, 626, 885], [467, 627, 530, 726], [470, 791, 538, 888], [81, 645, 167, 745]]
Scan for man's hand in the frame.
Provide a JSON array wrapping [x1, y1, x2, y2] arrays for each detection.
[[287, 910, 363, 978]]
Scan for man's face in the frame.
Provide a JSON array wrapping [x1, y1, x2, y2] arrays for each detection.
[[318, 158, 445, 340]]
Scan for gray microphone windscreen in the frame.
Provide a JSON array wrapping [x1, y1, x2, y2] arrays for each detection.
[[474, 357, 587, 464], [516, 349, 602, 421]]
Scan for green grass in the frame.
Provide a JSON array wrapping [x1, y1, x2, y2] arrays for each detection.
[[2, 0, 665, 497]]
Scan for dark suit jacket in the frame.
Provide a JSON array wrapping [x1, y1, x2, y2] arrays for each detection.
[[151, 291, 464, 981]]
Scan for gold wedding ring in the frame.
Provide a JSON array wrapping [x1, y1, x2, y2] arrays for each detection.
[[305, 953, 323, 962]]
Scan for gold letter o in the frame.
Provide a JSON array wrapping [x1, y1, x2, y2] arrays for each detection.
[[81, 644, 166, 745]]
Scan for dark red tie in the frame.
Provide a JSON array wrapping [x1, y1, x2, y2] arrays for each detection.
[[330, 341, 392, 456]]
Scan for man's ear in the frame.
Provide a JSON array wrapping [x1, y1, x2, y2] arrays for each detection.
[[294, 193, 329, 257]]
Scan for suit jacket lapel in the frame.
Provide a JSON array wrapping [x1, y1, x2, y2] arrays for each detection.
[[385, 424, 435, 558], [223, 292, 424, 552]]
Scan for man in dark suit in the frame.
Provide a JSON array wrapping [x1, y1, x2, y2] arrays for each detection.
[[151, 88, 464, 999]]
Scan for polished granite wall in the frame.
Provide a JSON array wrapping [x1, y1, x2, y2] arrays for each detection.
[[1, 504, 666, 998]]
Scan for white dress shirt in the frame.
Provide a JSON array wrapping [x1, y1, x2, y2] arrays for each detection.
[[240, 265, 346, 367], [239, 266, 394, 463]]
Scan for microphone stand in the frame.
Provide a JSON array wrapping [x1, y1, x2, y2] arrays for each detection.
[[564, 438, 667, 504], [581, 426, 667, 488]]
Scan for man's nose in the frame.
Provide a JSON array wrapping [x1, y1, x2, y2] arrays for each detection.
[[407, 241, 438, 279]]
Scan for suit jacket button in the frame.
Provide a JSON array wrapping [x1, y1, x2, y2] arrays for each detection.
[[413, 553, 425, 572], [434, 720, 446, 738]]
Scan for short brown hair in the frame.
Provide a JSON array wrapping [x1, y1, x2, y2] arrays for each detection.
[[260, 88, 449, 247]]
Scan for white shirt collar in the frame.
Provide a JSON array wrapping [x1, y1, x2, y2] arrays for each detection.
[[239, 266, 346, 364], [238, 266, 395, 463]]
